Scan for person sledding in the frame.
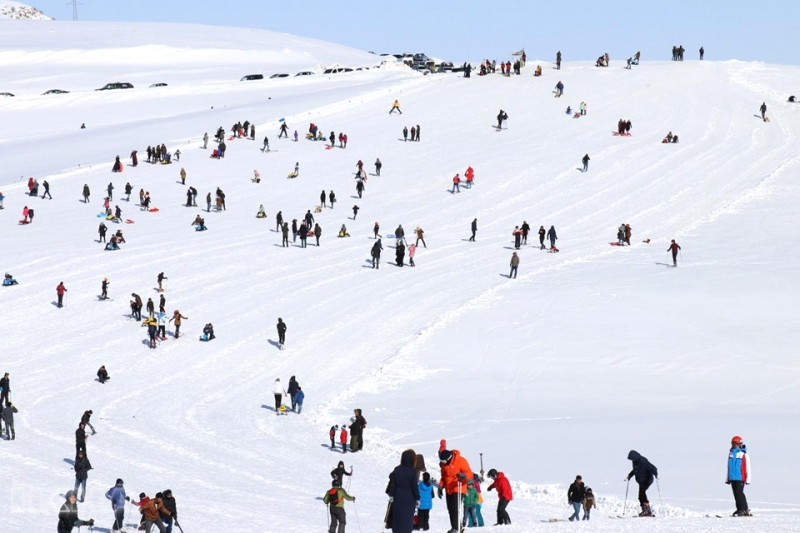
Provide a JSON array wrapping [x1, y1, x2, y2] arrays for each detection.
[[104, 235, 120, 251], [200, 323, 215, 341], [338, 224, 351, 238], [194, 218, 207, 231], [3, 273, 18, 286]]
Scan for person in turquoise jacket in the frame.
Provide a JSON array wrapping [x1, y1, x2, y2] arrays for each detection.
[[417, 472, 435, 530], [727, 436, 751, 516]]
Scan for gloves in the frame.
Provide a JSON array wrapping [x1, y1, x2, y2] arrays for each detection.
[[353, 497, 356, 502], [437, 488, 443, 499], [487, 486, 494, 491], [125, 496, 131, 501], [457, 473, 466, 480], [416, 501, 420, 508]]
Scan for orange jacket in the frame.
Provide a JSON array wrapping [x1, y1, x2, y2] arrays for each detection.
[[440, 450, 472, 495]]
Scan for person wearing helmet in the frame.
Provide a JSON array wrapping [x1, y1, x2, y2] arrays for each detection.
[[486, 468, 513, 525], [324, 479, 355, 533], [625, 450, 658, 517], [727, 436, 751, 516]]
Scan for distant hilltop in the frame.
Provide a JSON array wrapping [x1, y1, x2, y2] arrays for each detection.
[[0, 1, 51, 20]]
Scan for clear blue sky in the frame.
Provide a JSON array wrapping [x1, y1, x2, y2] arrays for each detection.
[[31, 0, 800, 64]]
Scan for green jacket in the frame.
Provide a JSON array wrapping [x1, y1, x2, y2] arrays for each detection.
[[323, 488, 355, 508], [463, 486, 479, 507]]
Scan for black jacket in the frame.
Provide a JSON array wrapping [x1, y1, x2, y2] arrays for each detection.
[[331, 466, 352, 480], [627, 450, 658, 485], [287, 377, 298, 396], [568, 481, 585, 503], [75, 427, 86, 444], [74, 455, 92, 480], [277, 321, 287, 335], [58, 501, 85, 532], [0, 376, 8, 392], [387, 450, 420, 532], [371, 241, 383, 257], [81, 411, 92, 424], [471, 220, 477, 232], [161, 495, 177, 519]]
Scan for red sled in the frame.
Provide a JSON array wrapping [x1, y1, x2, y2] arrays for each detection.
[[548, 246, 560, 253], [612, 132, 632, 137], [228, 136, 235, 141], [18, 219, 30, 225], [125, 219, 135, 224], [148, 208, 160, 213], [610, 242, 622, 246]]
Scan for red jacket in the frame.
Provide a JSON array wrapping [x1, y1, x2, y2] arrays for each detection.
[[56, 283, 67, 296], [489, 472, 513, 501], [453, 175, 460, 184], [340, 428, 348, 443], [667, 242, 681, 254]]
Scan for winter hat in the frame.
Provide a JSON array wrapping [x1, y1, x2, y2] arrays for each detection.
[[116, 478, 124, 485], [139, 492, 146, 499], [467, 480, 474, 486], [65, 490, 76, 500], [439, 439, 447, 452], [423, 472, 431, 483], [439, 450, 453, 463]]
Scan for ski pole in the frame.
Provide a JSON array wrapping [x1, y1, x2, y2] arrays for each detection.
[[480, 453, 484, 481], [352, 499, 363, 533], [346, 466, 352, 492], [679, 250, 683, 265], [623, 478, 630, 516], [656, 477, 663, 516], [174, 519, 185, 533]]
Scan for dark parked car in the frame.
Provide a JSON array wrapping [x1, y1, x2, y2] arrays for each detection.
[[43, 89, 70, 95], [240, 74, 264, 81], [149, 83, 168, 88], [96, 82, 134, 91], [269, 73, 290, 79], [295, 71, 315, 77]]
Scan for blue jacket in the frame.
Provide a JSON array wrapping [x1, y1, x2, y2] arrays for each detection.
[[418, 480, 434, 510], [294, 390, 305, 404], [727, 445, 750, 483], [106, 485, 126, 508]]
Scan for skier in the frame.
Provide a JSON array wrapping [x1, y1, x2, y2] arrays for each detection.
[[727, 435, 751, 516], [279, 122, 289, 138], [277, 318, 287, 347], [390, 99, 402, 114], [567, 475, 585, 521], [331, 460, 353, 483], [58, 491, 94, 533], [56, 281, 68, 308], [625, 450, 658, 517], [73, 450, 92, 502], [386, 449, 420, 533], [106, 479, 131, 533], [496, 109, 506, 129], [352, 205, 359, 220], [509, 252, 519, 279], [324, 479, 356, 533], [2, 402, 16, 440], [469, 218, 477, 241], [667, 239, 681, 266], [375, 158, 382, 176], [487, 468, 512, 525], [439, 448, 473, 532], [582, 154, 590, 172], [100, 278, 109, 300], [548, 226, 558, 249], [169, 310, 187, 338], [156, 311, 167, 340], [760, 102, 767, 120], [272, 378, 286, 412]]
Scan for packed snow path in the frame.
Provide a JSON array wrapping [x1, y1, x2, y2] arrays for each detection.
[[1, 23, 800, 531]]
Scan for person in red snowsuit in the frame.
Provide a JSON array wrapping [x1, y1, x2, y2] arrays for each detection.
[[487, 469, 513, 525], [667, 239, 681, 266]]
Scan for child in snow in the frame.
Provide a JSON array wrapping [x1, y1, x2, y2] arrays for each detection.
[[257, 205, 266, 218], [462, 479, 479, 528], [330, 425, 339, 449], [252, 170, 260, 183], [583, 487, 595, 520], [340, 425, 349, 453], [338, 225, 350, 238], [408, 243, 416, 267], [201, 323, 215, 341], [294, 387, 304, 414], [417, 472, 435, 530]]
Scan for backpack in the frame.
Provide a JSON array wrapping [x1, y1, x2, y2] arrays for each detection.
[[327, 488, 340, 506]]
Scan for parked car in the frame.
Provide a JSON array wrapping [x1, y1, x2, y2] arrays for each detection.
[[437, 62, 454, 72], [295, 71, 315, 77], [240, 74, 264, 81], [323, 67, 345, 74], [96, 82, 134, 91], [355, 67, 370, 71], [43, 89, 70, 95], [269, 73, 290, 79], [149, 83, 168, 88], [0, 92, 14, 97]]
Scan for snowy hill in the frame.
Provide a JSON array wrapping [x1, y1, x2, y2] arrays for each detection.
[[0, 1, 49, 19], [2, 21, 800, 533]]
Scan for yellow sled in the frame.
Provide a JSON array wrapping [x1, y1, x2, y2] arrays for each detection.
[[287, 172, 298, 179]]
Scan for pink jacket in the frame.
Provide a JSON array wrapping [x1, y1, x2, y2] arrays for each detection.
[[408, 244, 416, 258]]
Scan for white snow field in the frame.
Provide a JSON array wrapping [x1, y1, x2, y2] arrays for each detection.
[[2, 21, 800, 533]]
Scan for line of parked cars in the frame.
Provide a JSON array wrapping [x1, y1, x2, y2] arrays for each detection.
[[0, 81, 172, 97]]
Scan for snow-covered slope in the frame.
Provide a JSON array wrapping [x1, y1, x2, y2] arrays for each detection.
[[0, 1, 49, 20], [2, 22, 800, 533]]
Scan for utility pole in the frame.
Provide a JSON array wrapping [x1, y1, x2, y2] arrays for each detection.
[[67, 0, 80, 21]]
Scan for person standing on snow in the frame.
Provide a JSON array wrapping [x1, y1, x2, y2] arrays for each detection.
[[321, 190, 327, 208], [276, 211, 284, 232], [272, 378, 286, 412], [548, 226, 558, 249], [417, 473, 435, 530], [390, 100, 402, 114], [403, 126, 408, 142], [331, 460, 353, 484], [487, 468, 513, 525], [73, 451, 92, 502], [469, 218, 477, 241], [727, 435, 751, 517], [582, 154, 590, 172], [375, 158, 382, 176], [352, 205, 359, 220], [329, 190, 336, 209], [396, 240, 405, 267], [58, 491, 94, 533], [282, 223, 290, 247], [438, 448, 473, 532], [56, 282, 68, 308], [287, 376, 299, 410], [555, 81, 564, 97], [356, 179, 365, 199], [538, 226, 546, 249], [521, 221, 530, 245], [83, 184, 91, 203], [160, 490, 178, 533], [100, 278, 110, 300], [512, 226, 521, 249], [278, 122, 289, 138], [314, 223, 322, 246], [386, 449, 420, 533], [625, 450, 658, 517], [105, 478, 130, 531], [567, 475, 585, 521], [556, 50, 562, 69], [509, 252, 519, 279], [299, 221, 308, 248], [408, 243, 416, 267], [760, 102, 767, 120], [277, 318, 287, 347], [415, 125, 421, 141], [667, 239, 681, 266], [371, 239, 383, 269], [324, 479, 356, 533], [169, 310, 188, 338], [496, 109, 506, 129], [0, 372, 9, 406], [415, 227, 426, 248], [2, 402, 17, 440]]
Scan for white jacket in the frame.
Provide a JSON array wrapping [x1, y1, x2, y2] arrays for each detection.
[[272, 380, 285, 395]]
